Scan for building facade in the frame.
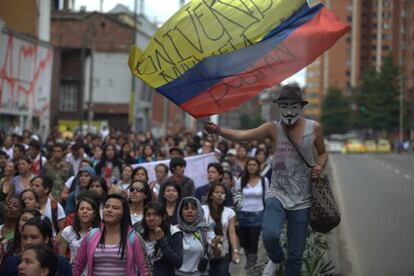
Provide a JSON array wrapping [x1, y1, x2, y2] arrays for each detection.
[[0, 0, 53, 139], [305, 0, 414, 135]]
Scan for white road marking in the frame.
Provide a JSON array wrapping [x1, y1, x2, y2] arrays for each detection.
[[404, 174, 412, 180], [394, 169, 400, 174]]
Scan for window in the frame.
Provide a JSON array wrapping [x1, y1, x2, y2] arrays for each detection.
[[59, 82, 78, 112]]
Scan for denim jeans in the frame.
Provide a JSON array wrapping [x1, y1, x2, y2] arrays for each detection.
[[262, 197, 310, 276], [208, 254, 229, 276]]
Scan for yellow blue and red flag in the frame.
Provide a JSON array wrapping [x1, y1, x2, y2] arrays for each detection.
[[129, 0, 349, 118]]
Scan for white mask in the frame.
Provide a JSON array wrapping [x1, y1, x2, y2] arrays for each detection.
[[278, 103, 303, 126]]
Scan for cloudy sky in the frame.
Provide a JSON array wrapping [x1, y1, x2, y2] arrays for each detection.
[[75, 0, 306, 86]]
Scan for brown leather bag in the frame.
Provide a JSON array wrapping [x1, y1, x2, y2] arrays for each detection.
[[283, 125, 341, 233]]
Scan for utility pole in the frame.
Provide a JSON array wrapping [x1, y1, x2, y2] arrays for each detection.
[[129, 0, 138, 132], [79, 33, 86, 135], [399, 75, 404, 144], [87, 24, 96, 133]]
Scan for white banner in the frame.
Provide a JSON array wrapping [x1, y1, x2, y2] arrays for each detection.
[[132, 153, 218, 188]]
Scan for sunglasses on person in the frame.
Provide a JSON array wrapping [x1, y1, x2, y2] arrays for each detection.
[[129, 187, 145, 193]]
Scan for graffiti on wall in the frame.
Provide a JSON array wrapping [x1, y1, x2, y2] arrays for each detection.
[[0, 31, 53, 126]]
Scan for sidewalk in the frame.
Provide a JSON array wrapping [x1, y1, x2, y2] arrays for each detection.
[[230, 239, 268, 276]]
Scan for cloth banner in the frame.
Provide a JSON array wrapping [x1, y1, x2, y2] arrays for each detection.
[[132, 153, 218, 188]]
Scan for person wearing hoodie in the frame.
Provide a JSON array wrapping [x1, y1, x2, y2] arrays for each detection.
[[176, 197, 222, 276], [64, 166, 95, 214]]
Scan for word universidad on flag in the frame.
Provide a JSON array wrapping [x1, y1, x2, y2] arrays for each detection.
[[128, 0, 350, 118]]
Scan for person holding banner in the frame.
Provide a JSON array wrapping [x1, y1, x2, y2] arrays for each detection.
[[204, 85, 328, 276]]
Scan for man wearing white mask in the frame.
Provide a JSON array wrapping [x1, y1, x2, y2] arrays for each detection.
[[204, 84, 327, 276]]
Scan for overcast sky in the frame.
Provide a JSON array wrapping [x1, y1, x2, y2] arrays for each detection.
[[75, 0, 306, 86]]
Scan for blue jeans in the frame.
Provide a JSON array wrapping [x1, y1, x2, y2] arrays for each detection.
[[262, 197, 310, 276]]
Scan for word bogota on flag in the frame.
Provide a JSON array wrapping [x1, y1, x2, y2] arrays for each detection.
[[129, 0, 349, 118]]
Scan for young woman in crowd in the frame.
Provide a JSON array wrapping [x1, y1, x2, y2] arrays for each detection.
[[142, 202, 183, 276], [88, 176, 108, 208], [203, 183, 240, 276], [94, 144, 123, 187], [11, 156, 35, 197], [112, 164, 133, 195], [128, 180, 151, 233], [0, 197, 24, 264], [159, 182, 182, 225], [132, 166, 149, 183], [7, 209, 42, 259], [237, 157, 269, 269], [137, 144, 157, 164], [18, 244, 59, 276], [120, 143, 136, 165], [236, 145, 249, 170], [222, 171, 243, 212], [91, 145, 103, 168], [58, 197, 101, 267], [0, 161, 16, 202], [72, 194, 149, 276], [255, 149, 272, 180], [0, 216, 72, 275], [176, 197, 223, 276], [19, 189, 38, 209], [64, 167, 95, 214], [61, 159, 93, 202]]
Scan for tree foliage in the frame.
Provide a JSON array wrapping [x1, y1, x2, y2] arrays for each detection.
[[321, 88, 351, 135], [353, 56, 400, 132]]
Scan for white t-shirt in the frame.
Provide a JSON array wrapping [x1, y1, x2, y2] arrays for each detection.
[[61, 226, 85, 263], [236, 177, 269, 212], [202, 205, 235, 255], [42, 197, 65, 236], [178, 230, 215, 273]]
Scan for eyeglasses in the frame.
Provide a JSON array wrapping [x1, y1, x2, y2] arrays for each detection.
[[129, 187, 145, 193]]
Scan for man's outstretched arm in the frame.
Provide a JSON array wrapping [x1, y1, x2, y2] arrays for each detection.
[[204, 121, 275, 142]]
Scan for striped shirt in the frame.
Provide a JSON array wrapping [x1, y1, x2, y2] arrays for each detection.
[[92, 244, 127, 276]]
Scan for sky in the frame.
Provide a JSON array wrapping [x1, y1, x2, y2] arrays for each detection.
[[75, 0, 306, 86]]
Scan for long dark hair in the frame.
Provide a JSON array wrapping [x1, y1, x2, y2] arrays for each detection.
[[142, 202, 171, 241], [129, 180, 152, 207], [12, 209, 42, 254], [19, 189, 39, 208], [159, 181, 182, 222], [101, 194, 131, 260], [22, 245, 58, 276], [207, 183, 226, 236], [22, 216, 54, 249], [72, 197, 101, 239], [132, 166, 149, 182], [88, 176, 109, 201], [240, 157, 261, 190], [95, 144, 122, 175]]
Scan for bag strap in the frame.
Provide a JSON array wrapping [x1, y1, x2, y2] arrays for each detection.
[[51, 199, 60, 233], [261, 176, 266, 207], [281, 124, 314, 169], [193, 230, 208, 257]]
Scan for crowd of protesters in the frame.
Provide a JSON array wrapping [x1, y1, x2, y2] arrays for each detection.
[[0, 126, 274, 275]]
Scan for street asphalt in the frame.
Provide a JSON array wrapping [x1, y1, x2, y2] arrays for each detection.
[[329, 153, 414, 276]]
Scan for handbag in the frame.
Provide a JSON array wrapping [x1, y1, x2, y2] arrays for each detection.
[[282, 125, 341, 233], [193, 230, 209, 272]]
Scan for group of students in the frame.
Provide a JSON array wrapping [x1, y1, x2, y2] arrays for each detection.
[[0, 129, 273, 276]]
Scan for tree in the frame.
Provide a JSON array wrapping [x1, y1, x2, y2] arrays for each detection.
[[321, 88, 351, 135], [354, 56, 400, 132]]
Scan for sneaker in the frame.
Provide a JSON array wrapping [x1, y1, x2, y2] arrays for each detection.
[[262, 260, 278, 276]]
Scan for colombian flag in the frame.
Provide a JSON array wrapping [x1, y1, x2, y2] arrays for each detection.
[[129, 0, 349, 118]]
